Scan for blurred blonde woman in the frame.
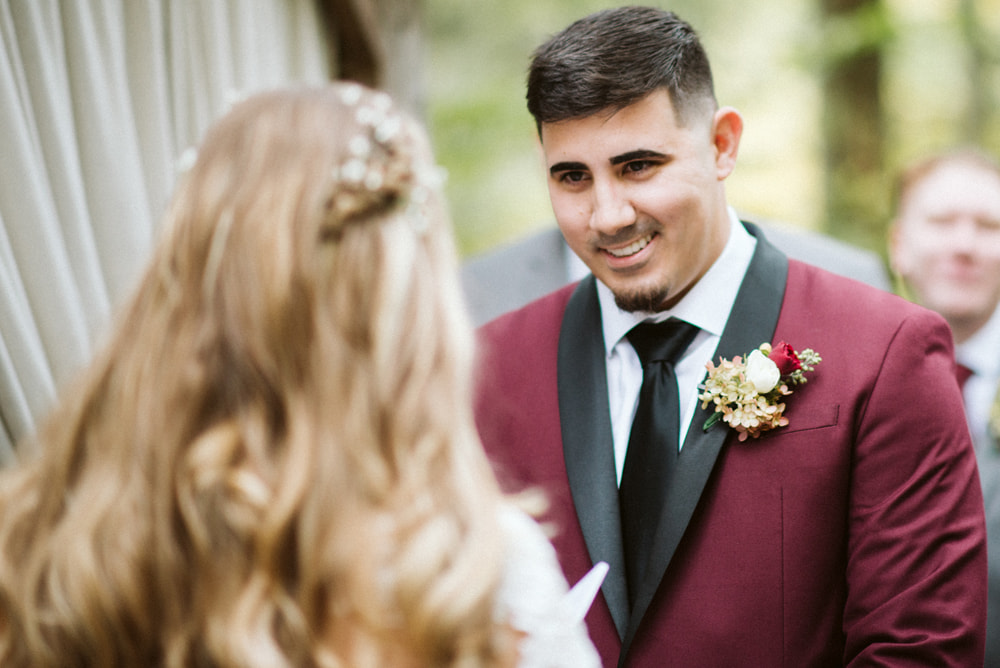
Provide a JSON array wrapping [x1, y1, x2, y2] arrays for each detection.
[[0, 84, 600, 667]]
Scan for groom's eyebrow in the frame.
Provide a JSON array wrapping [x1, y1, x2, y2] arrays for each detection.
[[610, 149, 668, 165], [549, 149, 669, 176], [549, 161, 588, 176]]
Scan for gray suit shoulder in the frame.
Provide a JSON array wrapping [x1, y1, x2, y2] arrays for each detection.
[[461, 228, 570, 325], [461, 221, 892, 326], [752, 221, 891, 292]]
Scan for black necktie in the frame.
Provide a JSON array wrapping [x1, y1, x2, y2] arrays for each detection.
[[619, 318, 699, 608]]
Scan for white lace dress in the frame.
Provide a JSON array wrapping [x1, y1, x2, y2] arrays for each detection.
[[497, 505, 604, 668]]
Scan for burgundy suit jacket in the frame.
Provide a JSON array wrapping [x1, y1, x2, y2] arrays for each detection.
[[474, 227, 987, 667]]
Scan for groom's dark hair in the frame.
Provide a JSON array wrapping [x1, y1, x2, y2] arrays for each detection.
[[526, 6, 717, 130]]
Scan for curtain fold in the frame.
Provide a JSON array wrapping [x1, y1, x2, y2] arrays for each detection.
[[0, 0, 334, 464]]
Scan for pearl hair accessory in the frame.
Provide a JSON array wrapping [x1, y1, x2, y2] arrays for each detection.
[[332, 83, 446, 236]]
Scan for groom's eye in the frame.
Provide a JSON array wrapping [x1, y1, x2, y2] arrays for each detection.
[[622, 160, 654, 174]]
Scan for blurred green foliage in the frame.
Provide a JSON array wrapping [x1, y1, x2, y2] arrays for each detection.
[[425, 0, 1000, 259]]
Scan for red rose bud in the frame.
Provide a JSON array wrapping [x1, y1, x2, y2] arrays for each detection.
[[768, 341, 802, 375]]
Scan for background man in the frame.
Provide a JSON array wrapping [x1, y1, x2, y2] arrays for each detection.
[[474, 7, 986, 666], [889, 147, 1000, 666]]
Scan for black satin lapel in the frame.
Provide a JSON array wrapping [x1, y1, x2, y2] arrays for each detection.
[[620, 225, 790, 657], [558, 275, 630, 639]]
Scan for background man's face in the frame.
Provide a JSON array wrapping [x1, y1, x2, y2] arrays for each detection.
[[891, 161, 1000, 335]]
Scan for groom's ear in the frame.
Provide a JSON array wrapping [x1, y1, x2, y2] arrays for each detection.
[[712, 107, 743, 180]]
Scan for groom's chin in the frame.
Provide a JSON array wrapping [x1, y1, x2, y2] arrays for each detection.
[[613, 285, 671, 313]]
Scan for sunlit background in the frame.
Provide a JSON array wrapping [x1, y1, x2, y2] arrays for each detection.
[[424, 0, 1000, 259], [1, 0, 998, 454]]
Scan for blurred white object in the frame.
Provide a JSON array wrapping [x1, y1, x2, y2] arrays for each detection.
[[559, 561, 610, 625], [498, 505, 604, 667]]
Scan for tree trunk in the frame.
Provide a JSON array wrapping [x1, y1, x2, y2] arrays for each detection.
[[316, 0, 426, 118], [959, 0, 995, 144], [820, 0, 886, 252]]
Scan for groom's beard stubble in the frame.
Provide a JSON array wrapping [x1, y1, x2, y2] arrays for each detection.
[[613, 284, 672, 313]]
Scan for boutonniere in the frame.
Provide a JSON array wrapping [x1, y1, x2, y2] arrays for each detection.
[[699, 341, 821, 441]]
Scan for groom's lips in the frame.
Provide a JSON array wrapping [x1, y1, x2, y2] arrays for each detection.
[[605, 233, 654, 258], [601, 232, 657, 269]]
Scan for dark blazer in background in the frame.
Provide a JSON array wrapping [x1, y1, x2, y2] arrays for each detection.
[[461, 222, 891, 326]]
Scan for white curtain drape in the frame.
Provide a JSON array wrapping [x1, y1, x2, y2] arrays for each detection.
[[0, 0, 334, 463]]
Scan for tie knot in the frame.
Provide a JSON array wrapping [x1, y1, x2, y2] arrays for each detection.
[[627, 319, 699, 366]]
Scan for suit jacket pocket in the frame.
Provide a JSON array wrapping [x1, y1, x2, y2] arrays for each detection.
[[778, 403, 839, 435]]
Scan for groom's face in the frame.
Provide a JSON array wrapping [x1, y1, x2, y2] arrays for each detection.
[[540, 89, 737, 312]]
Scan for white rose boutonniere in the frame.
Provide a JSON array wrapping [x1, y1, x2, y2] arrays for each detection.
[[699, 341, 821, 441], [744, 349, 781, 393]]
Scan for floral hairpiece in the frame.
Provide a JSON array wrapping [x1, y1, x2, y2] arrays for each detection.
[[699, 341, 821, 441], [176, 146, 198, 175], [333, 83, 446, 235], [175, 89, 249, 175]]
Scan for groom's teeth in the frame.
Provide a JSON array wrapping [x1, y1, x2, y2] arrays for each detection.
[[607, 234, 652, 258]]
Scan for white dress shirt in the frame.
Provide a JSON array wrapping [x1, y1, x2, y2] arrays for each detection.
[[956, 303, 1000, 450], [597, 209, 757, 485]]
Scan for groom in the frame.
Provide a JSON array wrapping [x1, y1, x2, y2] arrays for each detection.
[[473, 7, 986, 667]]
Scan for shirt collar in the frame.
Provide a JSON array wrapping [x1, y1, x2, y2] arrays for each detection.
[[956, 302, 1000, 377], [597, 208, 757, 356]]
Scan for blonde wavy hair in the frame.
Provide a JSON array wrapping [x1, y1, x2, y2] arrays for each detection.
[[0, 85, 513, 667]]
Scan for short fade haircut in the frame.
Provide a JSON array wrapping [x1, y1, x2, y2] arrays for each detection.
[[526, 6, 717, 130]]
